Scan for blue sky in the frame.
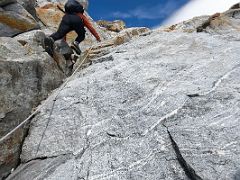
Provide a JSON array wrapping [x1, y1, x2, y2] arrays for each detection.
[[88, 0, 189, 28]]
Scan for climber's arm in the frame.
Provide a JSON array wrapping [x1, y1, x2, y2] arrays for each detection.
[[78, 13, 101, 42]]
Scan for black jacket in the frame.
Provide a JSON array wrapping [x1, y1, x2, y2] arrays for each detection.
[[65, 0, 84, 14]]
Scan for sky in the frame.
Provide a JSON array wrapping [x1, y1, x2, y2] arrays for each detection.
[[88, 0, 189, 28], [88, 0, 239, 28]]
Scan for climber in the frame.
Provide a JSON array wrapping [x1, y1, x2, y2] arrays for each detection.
[[43, 0, 101, 57]]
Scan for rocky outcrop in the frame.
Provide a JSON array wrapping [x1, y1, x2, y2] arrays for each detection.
[[0, 0, 151, 179], [164, 3, 240, 36], [0, 0, 16, 6], [0, 1, 39, 37], [97, 20, 126, 32], [2, 1, 240, 180], [17, 0, 37, 19], [35, 3, 64, 30], [4, 4, 240, 180], [0, 31, 66, 179], [36, 0, 89, 9]]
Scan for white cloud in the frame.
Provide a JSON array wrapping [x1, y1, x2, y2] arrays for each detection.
[[164, 0, 240, 25], [112, 1, 180, 20], [112, 12, 132, 19]]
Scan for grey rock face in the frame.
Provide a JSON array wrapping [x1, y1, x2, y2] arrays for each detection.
[[234, 170, 240, 180], [17, 0, 38, 19], [0, 0, 16, 7], [0, 33, 66, 179], [0, 2, 39, 37], [2, 4, 240, 180], [164, 5, 240, 39], [5, 21, 240, 180]]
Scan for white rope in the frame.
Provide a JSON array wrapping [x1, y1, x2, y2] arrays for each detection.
[[0, 46, 93, 143], [35, 46, 93, 155]]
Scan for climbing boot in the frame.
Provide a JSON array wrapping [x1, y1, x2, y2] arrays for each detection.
[[43, 37, 55, 57], [71, 53, 80, 64], [70, 41, 81, 55]]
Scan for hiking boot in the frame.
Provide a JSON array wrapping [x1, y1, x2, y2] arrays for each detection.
[[71, 53, 80, 64], [70, 41, 81, 55], [43, 37, 54, 57]]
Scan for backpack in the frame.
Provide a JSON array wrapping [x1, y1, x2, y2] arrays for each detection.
[[65, 0, 84, 14]]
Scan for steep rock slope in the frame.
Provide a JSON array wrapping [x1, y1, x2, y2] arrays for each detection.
[[6, 12, 240, 180], [0, 0, 150, 177], [0, 31, 66, 179]]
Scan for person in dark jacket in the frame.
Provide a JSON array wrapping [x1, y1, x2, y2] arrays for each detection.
[[44, 0, 101, 57]]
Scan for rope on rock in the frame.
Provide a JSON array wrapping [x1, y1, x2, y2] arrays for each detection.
[[0, 46, 94, 147], [35, 46, 93, 156]]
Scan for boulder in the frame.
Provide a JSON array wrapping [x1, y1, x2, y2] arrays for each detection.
[[17, 0, 38, 19], [0, 0, 16, 7], [0, 33, 66, 179], [35, 3, 64, 29], [14, 30, 73, 75], [97, 20, 126, 32], [0, 2, 39, 37]]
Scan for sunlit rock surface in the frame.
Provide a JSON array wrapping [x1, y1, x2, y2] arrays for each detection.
[[7, 9, 240, 179], [2, 2, 240, 180], [0, 2, 39, 37], [0, 33, 65, 179]]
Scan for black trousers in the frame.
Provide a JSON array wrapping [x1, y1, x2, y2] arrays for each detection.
[[50, 14, 86, 43]]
